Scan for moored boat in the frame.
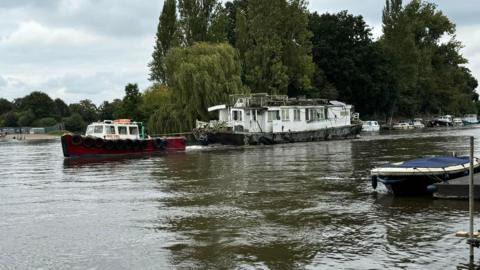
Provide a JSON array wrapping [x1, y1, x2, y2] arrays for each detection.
[[392, 122, 413, 130], [462, 114, 479, 125], [362, 121, 380, 132], [428, 115, 453, 127], [193, 93, 362, 146], [61, 119, 186, 158], [411, 118, 425, 129], [371, 156, 480, 196]]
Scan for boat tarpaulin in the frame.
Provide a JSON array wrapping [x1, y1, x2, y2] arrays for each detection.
[[384, 156, 470, 169]]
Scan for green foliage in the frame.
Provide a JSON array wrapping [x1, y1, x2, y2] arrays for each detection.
[[178, 0, 227, 45], [3, 111, 18, 127], [308, 11, 396, 116], [150, 42, 244, 133], [54, 98, 71, 118], [33, 117, 57, 127], [18, 110, 35, 126], [120, 83, 143, 121], [236, 0, 314, 95], [380, 0, 478, 117], [98, 99, 123, 120], [0, 98, 13, 115], [15, 91, 55, 118], [69, 100, 98, 123], [63, 113, 86, 133], [149, 0, 180, 83], [140, 84, 170, 117]]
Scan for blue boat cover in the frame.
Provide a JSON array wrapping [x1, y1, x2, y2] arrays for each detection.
[[384, 156, 470, 168]]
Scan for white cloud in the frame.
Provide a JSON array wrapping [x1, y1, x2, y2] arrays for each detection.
[[1, 20, 101, 47], [456, 25, 480, 82]]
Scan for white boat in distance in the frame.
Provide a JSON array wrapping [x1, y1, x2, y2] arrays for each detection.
[[392, 122, 414, 130], [362, 121, 380, 132], [411, 118, 425, 128]]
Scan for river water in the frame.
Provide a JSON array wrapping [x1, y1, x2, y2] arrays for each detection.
[[2, 128, 480, 269]]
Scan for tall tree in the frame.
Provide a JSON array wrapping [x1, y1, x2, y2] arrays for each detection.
[[308, 11, 396, 116], [236, 0, 314, 95], [121, 83, 143, 121], [149, 0, 180, 83], [178, 0, 227, 45], [380, 0, 476, 117]]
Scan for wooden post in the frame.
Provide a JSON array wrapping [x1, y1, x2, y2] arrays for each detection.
[[469, 136, 474, 261]]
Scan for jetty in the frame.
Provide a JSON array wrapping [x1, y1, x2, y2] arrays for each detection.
[[433, 174, 480, 199]]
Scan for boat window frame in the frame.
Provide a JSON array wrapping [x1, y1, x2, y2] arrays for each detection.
[[129, 126, 138, 135], [117, 125, 128, 135], [281, 109, 290, 122], [94, 125, 103, 134], [294, 109, 301, 121], [105, 125, 115, 134], [267, 110, 280, 122]]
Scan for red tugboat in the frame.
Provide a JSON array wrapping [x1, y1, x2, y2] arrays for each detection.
[[61, 119, 186, 158]]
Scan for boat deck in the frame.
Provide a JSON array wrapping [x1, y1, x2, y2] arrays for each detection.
[[433, 174, 480, 199]]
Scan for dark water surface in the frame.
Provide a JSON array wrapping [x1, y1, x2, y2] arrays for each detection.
[[3, 129, 480, 269]]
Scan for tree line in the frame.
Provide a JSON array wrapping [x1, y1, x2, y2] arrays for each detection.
[[0, 84, 150, 132], [147, 0, 478, 133], [1, 0, 477, 133]]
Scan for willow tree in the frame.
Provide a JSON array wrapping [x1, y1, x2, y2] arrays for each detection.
[[149, 43, 245, 133]]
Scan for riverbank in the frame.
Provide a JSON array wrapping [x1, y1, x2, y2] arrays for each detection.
[[3, 134, 59, 141]]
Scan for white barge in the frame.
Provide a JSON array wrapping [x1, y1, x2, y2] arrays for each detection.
[[194, 93, 362, 145]]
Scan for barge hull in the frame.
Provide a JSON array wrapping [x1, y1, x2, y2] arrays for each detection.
[[203, 124, 362, 146]]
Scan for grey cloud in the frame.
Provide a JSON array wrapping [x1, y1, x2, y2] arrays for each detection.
[[0, 0, 163, 38]]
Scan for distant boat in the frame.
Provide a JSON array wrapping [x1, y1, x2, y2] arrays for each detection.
[[453, 117, 463, 127], [428, 115, 453, 127], [371, 156, 480, 196], [462, 114, 478, 125], [411, 118, 425, 129], [194, 93, 362, 146], [392, 122, 413, 130], [362, 121, 380, 132]]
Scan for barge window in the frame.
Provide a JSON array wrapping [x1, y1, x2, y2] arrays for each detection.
[[281, 109, 290, 121], [317, 108, 325, 120], [233, 111, 242, 121], [94, 126, 103, 134], [267, 111, 280, 122], [294, 109, 300, 121], [252, 110, 257, 121], [86, 126, 94, 134], [129, 126, 138, 135], [118, 126, 127, 135], [106, 125, 115, 134]]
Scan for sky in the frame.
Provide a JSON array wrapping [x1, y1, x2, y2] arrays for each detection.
[[0, 0, 478, 105]]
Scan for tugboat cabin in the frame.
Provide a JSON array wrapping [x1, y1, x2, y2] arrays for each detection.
[[204, 94, 353, 133], [85, 119, 144, 140]]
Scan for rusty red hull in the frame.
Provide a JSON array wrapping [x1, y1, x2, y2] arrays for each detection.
[[61, 134, 186, 158]]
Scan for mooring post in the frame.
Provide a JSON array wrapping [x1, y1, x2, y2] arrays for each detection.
[[469, 136, 475, 261]]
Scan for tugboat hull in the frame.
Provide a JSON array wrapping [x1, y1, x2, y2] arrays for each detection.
[[198, 124, 362, 146], [61, 134, 186, 158]]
